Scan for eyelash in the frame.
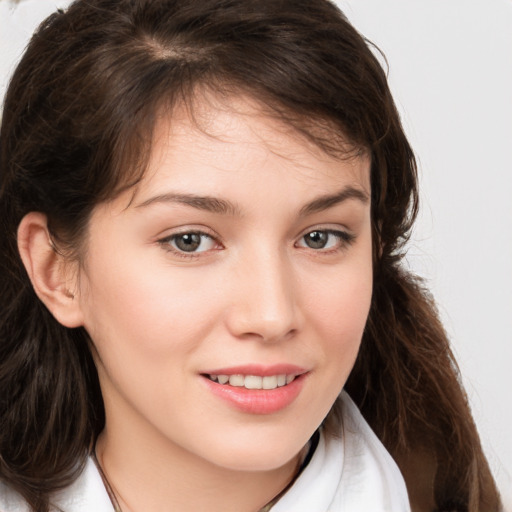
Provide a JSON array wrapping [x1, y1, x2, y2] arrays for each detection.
[[295, 229, 355, 253], [158, 230, 222, 259], [157, 228, 355, 259]]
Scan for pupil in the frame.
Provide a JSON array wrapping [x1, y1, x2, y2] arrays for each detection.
[[175, 233, 201, 252], [306, 231, 327, 249]]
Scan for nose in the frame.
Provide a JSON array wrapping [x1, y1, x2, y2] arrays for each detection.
[[224, 249, 300, 343]]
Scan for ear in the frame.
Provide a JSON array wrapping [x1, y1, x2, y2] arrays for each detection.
[[17, 212, 84, 328]]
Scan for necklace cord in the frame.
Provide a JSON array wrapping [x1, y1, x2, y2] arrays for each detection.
[[91, 450, 123, 512], [91, 431, 319, 512]]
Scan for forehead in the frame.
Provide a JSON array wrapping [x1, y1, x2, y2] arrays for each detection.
[[132, 93, 371, 204]]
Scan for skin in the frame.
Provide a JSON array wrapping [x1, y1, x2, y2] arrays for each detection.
[[20, 95, 373, 512]]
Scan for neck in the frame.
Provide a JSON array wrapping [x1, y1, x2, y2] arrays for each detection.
[[95, 422, 302, 512]]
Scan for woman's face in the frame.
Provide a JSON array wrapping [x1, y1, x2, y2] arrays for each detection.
[[77, 96, 373, 472]]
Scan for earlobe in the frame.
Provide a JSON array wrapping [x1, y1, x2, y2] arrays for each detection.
[[17, 212, 84, 328]]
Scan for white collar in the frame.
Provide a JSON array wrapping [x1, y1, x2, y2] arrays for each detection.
[[270, 391, 410, 511]]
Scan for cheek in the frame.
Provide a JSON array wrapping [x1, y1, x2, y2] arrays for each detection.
[[306, 256, 372, 338], [78, 261, 212, 418], [292, 255, 372, 431], [79, 248, 232, 384], [302, 248, 373, 378]]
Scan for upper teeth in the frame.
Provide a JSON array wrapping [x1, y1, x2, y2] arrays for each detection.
[[209, 374, 296, 390]]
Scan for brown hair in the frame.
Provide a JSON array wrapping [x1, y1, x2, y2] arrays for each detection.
[[0, 0, 501, 510]]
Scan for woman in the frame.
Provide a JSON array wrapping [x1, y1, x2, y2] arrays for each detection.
[[0, 0, 502, 510]]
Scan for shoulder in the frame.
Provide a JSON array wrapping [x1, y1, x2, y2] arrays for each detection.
[[0, 459, 113, 512]]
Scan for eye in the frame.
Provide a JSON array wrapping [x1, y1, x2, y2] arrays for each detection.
[[161, 231, 218, 254], [297, 229, 354, 250]]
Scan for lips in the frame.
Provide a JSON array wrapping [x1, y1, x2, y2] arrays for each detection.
[[201, 364, 308, 414]]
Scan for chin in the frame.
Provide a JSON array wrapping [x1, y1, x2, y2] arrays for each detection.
[[214, 452, 300, 473], [200, 430, 310, 473]]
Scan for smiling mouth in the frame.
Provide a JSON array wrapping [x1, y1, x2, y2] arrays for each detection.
[[205, 374, 298, 390]]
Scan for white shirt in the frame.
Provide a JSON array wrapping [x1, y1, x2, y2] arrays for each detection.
[[0, 392, 410, 511]]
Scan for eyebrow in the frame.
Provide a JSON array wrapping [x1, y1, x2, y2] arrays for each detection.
[[135, 193, 241, 215], [299, 186, 370, 216], [135, 186, 369, 216]]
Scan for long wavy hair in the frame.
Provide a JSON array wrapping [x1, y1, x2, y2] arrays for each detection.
[[0, 0, 501, 510]]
